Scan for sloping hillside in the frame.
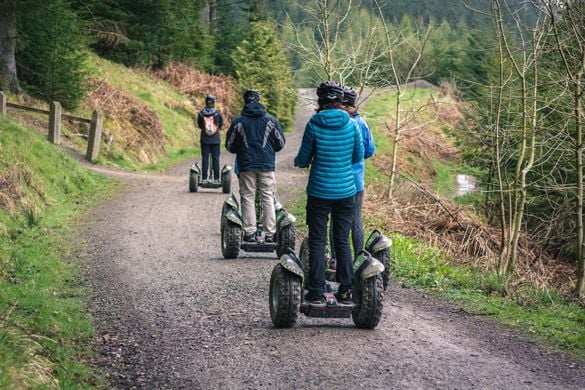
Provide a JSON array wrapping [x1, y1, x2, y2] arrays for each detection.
[[0, 116, 111, 387]]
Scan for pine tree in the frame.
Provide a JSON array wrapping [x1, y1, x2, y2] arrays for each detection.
[[17, 0, 87, 110], [231, 21, 297, 129]]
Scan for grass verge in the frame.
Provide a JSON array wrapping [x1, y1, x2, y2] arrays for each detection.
[[391, 235, 585, 359], [0, 116, 113, 388]]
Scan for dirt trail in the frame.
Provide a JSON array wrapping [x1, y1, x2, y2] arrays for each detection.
[[83, 91, 584, 389]]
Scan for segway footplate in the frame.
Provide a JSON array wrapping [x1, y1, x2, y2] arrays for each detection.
[[241, 242, 277, 252], [199, 181, 223, 189], [301, 293, 353, 318]]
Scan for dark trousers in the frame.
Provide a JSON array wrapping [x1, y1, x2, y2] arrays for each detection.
[[306, 195, 355, 297], [201, 143, 220, 180], [330, 190, 365, 259]]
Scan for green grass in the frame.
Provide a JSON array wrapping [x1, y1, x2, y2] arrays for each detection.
[[391, 234, 585, 359], [0, 116, 113, 388], [85, 54, 200, 171]]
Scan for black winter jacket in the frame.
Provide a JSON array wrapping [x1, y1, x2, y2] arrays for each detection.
[[197, 107, 224, 145], [225, 101, 285, 172]]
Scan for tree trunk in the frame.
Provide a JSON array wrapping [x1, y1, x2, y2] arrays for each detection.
[[0, 0, 20, 93], [388, 92, 401, 199], [575, 76, 585, 298]]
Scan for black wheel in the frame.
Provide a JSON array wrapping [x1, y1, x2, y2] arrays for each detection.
[[276, 224, 296, 258], [374, 249, 391, 291], [222, 172, 231, 194], [221, 221, 241, 259], [189, 171, 198, 192], [269, 265, 301, 328], [352, 274, 384, 329], [299, 237, 310, 288]]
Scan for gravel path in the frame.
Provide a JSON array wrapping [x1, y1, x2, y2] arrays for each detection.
[[82, 91, 584, 389]]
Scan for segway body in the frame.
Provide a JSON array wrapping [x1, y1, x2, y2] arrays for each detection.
[[364, 230, 392, 290], [189, 163, 232, 193], [220, 193, 296, 259], [269, 250, 385, 329]]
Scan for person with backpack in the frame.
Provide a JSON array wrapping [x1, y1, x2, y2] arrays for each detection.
[[197, 95, 224, 183], [329, 86, 376, 269], [225, 90, 286, 243], [294, 81, 364, 306]]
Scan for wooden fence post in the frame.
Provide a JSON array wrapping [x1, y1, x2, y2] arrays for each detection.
[[48, 101, 62, 144], [86, 110, 103, 162], [0, 92, 6, 116]]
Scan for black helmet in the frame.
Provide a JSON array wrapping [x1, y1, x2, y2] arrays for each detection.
[[205, 95, 216, 107], [243, 89, 261, 103], [317, 81, 344, 103], [342, 86, 357, 107]]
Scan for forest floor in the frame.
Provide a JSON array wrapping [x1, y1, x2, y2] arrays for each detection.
[[80, 90, 585, 389]]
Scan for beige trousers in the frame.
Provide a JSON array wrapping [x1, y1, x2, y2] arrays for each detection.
[[239, 171, 276, 235]]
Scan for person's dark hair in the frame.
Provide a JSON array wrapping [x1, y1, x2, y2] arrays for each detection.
[[205, 95, 216, 107], [342, 86, 357, 107], [243, 89, 261, 103], [316, 81, 344, 111]]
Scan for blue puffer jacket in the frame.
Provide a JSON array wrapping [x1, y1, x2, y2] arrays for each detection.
[[225, 101, 286, 172], [294, 109, 364, 200], [352, 113, 375, 193]]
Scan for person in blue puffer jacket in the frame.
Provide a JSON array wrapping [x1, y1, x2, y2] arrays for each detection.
[[294, 81, 364, 306], [329, 86, 376, 269]]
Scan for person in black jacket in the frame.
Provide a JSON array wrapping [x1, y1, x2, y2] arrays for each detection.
[[197, 95, 224, 182], [225, 90, 286, 243]]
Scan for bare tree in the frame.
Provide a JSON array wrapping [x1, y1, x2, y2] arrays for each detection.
[[544, 0, 585, 299], [286, 0, 385, 89], [373, 0, 432, 198], [0, 0, 20, 93], [490, 0, 547, 277]]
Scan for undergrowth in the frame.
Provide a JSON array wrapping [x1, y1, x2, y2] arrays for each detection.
[[0, 116, 112, 387], [391, 235, 585, 359], [85, 54, 201, 171], [362, 88, 585, 359]]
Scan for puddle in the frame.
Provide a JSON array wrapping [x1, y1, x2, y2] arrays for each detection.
[[454, 174, 476, 197]]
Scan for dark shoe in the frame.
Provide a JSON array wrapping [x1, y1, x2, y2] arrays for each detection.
[[265, 233, 274, 243], [329, 257, 337, 270], [304, 293, 326, 307], [243, 232, 256, 242], [334, 290, 353, 305]]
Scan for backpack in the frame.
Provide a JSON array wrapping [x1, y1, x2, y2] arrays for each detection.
[[203, 115, 218, 136]]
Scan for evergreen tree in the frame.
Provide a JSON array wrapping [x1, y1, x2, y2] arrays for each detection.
[[16, 0, 87, 110], [231, 21, 297, 129], [74, 0, 212, 69]]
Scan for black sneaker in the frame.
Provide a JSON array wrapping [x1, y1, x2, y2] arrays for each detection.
[[334, 290, 353, 305], [243, 232, 256, 242], [329, 257, 337, 270], [304, 293, 326, 307], [265, 233, 274, 243]]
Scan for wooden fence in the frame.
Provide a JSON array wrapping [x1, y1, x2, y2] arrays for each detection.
[[0, 91, 103, 162]]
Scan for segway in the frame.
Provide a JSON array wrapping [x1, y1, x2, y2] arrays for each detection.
[[299, 229, 392, 291], [268, 249, 385, 329], [220, 193, 296, 259], [189, 162, 232, 193]]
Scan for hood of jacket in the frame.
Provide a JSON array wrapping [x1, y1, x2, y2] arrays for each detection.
[[201, 107, 217, 117], [241, 101, 267, 117], [201, 107, 217, 116], [309, 108, 350, 129]]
